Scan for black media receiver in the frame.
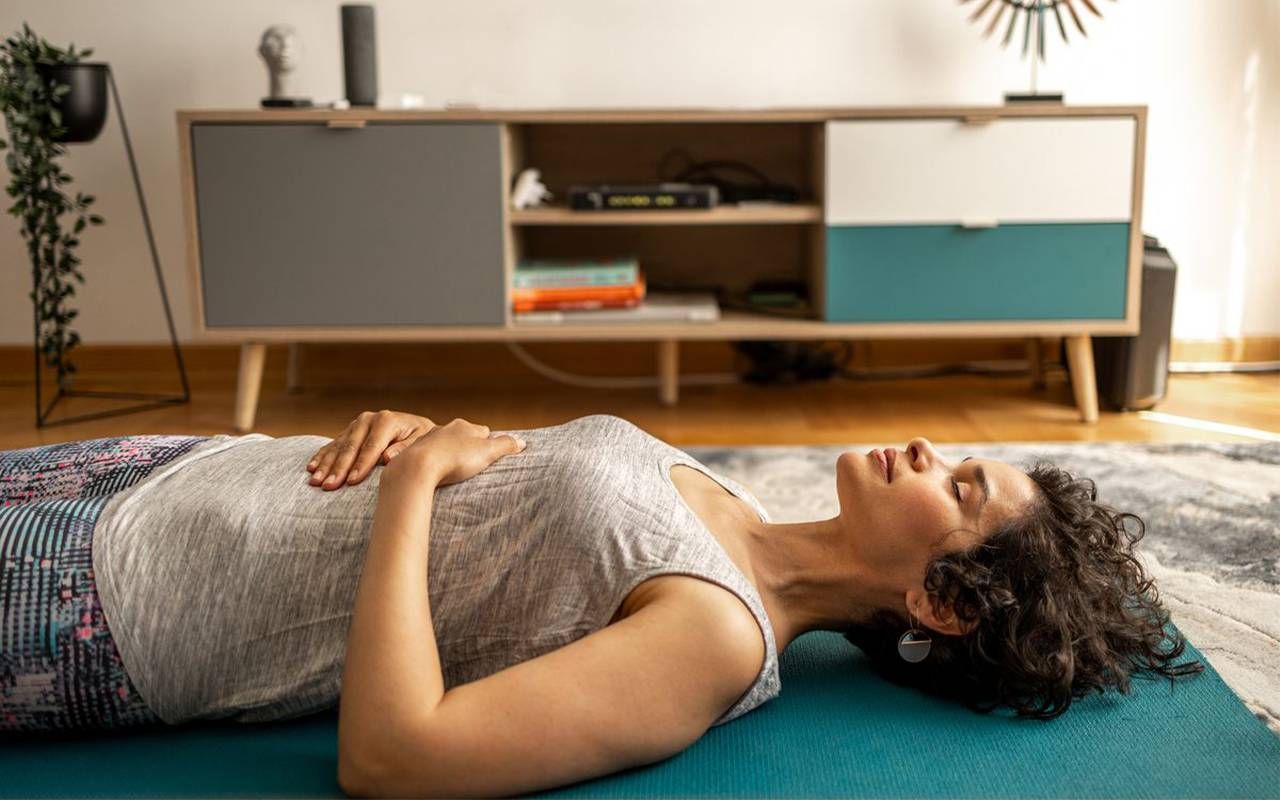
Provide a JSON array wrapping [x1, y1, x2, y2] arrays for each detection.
[[568, 183, 719, 210]]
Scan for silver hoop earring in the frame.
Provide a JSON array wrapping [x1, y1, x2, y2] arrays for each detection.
[[897, 602, 932, 663]]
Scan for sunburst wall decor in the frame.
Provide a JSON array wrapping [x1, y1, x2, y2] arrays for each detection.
[[962, 0, 1114, 62], [962, 0, 1116, 102]]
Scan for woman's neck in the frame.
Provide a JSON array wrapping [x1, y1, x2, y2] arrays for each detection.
[[739, 514, 897, 654]]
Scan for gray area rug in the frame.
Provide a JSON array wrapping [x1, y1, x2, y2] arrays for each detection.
[[685, 440, 1280, 735]]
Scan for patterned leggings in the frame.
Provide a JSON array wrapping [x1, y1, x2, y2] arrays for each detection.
[[0, 434, 211, 735]]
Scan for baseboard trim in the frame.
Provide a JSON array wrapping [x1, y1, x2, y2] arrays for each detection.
[[1169, 337, 1280, 363]]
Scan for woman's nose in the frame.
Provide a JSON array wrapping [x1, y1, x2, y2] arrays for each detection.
[[905, 436, 938, 469]]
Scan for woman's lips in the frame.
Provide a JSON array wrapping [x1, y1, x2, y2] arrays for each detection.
[[885, 447, 896, 482], [870, 449, 889, 482]]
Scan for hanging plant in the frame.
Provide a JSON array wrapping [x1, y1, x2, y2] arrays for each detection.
[[0, 23, 104, 389]]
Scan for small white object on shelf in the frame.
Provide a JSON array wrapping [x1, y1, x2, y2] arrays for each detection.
[[511, 168, 554, 210], [514, 292, 720, 325]]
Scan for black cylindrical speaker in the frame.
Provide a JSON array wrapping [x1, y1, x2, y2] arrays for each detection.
[[341, 4, 377, 106], [1070, 234, 1178, 411], [1091, 235, 1178, 411]]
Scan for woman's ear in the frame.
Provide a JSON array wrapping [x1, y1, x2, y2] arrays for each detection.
[[906, 590, 979, 637]]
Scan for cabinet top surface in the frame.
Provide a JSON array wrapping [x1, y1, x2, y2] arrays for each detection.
[[179, 104, 1146, 124]]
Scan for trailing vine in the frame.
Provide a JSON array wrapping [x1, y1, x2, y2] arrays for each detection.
[[1, 23, 103, 388]]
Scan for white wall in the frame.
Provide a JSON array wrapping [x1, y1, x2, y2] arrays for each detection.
[[2, 0, 1277, 344]]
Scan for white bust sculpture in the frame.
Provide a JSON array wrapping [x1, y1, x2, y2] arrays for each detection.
[[258, 25, 301, 99]]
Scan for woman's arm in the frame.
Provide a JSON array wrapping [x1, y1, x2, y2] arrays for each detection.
[[331, 422, 756, 798], [337, 460, 447, 790]]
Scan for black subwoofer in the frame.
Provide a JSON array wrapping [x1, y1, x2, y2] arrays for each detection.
[[1090, 234, 1179, 411]]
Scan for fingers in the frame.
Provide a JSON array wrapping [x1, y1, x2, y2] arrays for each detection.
[[306, 442, 340, 474], [384, 440, 411, 462], [311, 412, 380, 490], [382, 423, 437, 464], [346, 414, 407, 485], [332, 412, 401, 488], [487, 429, 526, 447], [308, 411, 442, 490], [487, 431, 527, 458], [309, 440, 342, 488], [310, 415, 367, 489]]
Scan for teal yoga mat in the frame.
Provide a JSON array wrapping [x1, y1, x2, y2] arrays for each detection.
[[3, 625, 1277, 799]]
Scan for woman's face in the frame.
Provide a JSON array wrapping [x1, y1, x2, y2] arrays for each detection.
[[834, 436, 1039, 597]]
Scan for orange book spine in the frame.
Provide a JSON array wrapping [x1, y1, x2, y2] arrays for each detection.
[[511, 275, 645, 304], [513, 296, 642, 313]]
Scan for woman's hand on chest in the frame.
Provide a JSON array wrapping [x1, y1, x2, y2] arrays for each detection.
[[307, 409, 438, 490], [381, 417, 527, 490]]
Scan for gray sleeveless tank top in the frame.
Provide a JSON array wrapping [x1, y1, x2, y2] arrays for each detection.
[[91, 414, 781, 728]]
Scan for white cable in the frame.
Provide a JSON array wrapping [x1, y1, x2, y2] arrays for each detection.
[[506, 340, 1280, 390], [507, 345, 1037, 390], [504, 342, 740, 389]]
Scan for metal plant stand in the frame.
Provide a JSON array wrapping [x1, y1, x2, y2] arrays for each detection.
[[34, 65, 190, 428]]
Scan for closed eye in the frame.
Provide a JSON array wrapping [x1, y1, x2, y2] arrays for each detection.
[[953, 455, 975, 504]]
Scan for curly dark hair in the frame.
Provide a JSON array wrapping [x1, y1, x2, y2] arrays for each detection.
[[841, 460, 1205, 720]]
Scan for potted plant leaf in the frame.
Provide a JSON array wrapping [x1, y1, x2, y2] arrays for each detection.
[[1, 23, 107, 393]]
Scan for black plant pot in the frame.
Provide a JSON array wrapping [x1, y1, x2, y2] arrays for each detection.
[[38, 62, 108, 143]]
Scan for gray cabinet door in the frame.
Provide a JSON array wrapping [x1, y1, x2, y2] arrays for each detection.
[[192, 122, 505, 327]]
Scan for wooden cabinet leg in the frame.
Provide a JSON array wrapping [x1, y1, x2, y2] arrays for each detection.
[[658, 339, 679, 406], [1064, 335, 1099, 423], [234, 342, 267, 433], [1026, 338, 1045, 390], [286, 342, 303, 394]]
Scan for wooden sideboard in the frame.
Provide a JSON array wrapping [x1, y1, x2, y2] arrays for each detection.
[[177, 105, 1147, 432]]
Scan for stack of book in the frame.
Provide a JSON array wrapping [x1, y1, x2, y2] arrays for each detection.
[[511, 256, 720, 325], [512, 256, 644, 313]]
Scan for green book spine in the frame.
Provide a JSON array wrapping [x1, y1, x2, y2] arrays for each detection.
[[514, 258, 639, 289]]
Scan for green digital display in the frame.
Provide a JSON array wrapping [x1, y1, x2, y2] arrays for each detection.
[[606, 194, 678, 208]]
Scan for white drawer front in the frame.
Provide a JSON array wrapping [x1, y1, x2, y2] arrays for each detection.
[[825, 117, 1135, 225]]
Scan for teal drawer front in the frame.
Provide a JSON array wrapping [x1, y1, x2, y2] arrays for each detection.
[[825, 223, 1130, 322]]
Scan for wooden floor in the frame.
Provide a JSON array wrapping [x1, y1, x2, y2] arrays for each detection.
[[1, 343, 1277, 449]]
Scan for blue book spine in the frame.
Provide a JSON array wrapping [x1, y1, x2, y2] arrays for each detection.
[[513, 265, 639, 289]]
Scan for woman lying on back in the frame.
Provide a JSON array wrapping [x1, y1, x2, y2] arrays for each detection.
[[0, 411, 1202, 797]]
